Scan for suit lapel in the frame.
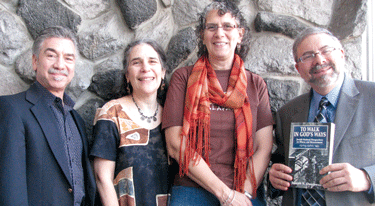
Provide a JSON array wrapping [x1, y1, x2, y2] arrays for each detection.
[[292, 93, 311, 123], [26, 84, 73, 186], [333, 76, 360, 154], [282, 93, 310, 159]]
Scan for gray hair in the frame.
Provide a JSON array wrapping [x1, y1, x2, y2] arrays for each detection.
[[292, 27, 342, 62], [196, 0, 251, 60], [32, 26, 78, 57]]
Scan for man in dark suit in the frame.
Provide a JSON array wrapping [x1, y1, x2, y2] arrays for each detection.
[[0, 26, 95, 205], [269, 27, 375, 205]]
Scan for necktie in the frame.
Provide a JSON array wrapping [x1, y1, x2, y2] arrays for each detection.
[[314, 97, 329, 123], [301, 97, 329, 206]]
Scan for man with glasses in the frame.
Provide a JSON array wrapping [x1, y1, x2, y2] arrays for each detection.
[[269, 27, 375, 205]]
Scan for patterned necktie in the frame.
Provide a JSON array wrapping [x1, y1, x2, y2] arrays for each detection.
[[301, 97, 329, 206], [314, 97, 329, 123]]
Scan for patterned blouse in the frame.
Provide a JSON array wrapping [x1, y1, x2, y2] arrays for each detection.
[[90, 99, 169, 206]]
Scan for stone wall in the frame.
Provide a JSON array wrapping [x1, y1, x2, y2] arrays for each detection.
[[0, 0, 367, 203]]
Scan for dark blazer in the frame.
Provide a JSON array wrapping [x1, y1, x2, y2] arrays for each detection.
[[0, 83, 96, 206], [272, 74, 375, 206]]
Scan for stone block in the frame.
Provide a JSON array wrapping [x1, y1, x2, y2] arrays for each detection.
[[0, 8, 32, 66], [66, 58, 95, 101], [135, 8, 174, 49], [246, 35, 297, 75], [329, 0, 367, 39], [254, 11, 308, 38], [264, 78, 301, 113], [166, 27, 197, 72], [257, 0, 334, 26], [76, 95, 105, 144], [78, 14, 130, 61], [342, 37, 363, 79], [1, 0, 18, 10], [172, 0, 210, 27], [63, 0, 111, 19], [15, 49, 35, 84], [0, 66, 29, 96], [88, 69, 124, 100], [161, 0, 172, 8], [117, 0, 157, 30], [94, 54, 124, 73], [17, 0, 81, 39]]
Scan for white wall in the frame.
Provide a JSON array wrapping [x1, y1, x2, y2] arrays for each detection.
[[363, 0, 375, 82]]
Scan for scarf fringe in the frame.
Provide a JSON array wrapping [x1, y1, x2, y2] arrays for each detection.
[[249, 158, 257, 197], [233, 156, 257, 197], [234, 157, 246, 192], [179, 55, 257, 195], [179, 118, 210, 176]]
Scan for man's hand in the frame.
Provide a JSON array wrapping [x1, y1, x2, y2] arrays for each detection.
[[320, 163, 371, 192], [269, 163, 293, 191]]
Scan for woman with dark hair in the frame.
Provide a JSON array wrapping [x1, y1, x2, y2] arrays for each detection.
[[162, 1, 273, 205], [90, 39, 169, 206]]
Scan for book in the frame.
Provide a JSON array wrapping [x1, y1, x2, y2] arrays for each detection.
[[288, 122, 335, 189]]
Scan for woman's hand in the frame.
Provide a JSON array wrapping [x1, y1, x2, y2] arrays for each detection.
[[221, 190, 253, 206], [165, 126, 234, 202]]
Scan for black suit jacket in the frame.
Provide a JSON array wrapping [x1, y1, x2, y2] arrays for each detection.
[[0, 83, 95, 205]]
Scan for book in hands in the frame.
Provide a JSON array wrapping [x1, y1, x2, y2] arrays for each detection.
[[288, 122, 335, 189]]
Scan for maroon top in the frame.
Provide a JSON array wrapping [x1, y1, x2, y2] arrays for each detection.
[[162, 65, 273, 188]]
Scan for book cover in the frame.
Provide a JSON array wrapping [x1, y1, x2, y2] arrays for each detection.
[[288, 122, 335, 189]]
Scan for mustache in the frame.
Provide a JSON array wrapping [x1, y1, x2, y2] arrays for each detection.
[[310, 63, 334, 74], [48, 68, 69, 76]]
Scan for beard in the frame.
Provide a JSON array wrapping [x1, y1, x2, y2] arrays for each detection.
[[308, 62, 340, 88]]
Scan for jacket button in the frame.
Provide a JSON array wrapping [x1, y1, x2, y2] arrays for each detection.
[[68, 188, 73, 193]]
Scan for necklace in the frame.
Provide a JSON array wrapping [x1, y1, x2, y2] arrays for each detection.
[[131, 95, 158, 123]]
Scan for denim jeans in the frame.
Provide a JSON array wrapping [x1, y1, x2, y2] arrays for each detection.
[[168, 185, 266, 206]]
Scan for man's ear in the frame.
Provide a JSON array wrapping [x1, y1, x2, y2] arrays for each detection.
[[295, 63, 300, 73], [338, 48, 345, 59], [32, 55, 38, 72]]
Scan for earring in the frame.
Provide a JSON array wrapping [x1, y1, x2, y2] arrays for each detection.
[[160, 78, 165, 93]]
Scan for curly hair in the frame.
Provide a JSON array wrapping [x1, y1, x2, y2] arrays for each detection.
[[196, 0, 251, 60]]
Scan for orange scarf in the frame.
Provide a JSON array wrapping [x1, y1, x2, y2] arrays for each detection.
[[180, 54, 257, 194]]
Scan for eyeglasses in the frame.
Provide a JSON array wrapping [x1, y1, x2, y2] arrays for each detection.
[[205, 23, 238, 32], [297, 47, 339, 63]]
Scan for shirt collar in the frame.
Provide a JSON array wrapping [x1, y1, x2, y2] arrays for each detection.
[[34, 81, 75, 109]]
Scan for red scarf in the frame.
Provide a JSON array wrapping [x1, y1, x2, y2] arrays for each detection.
[[180, 54, 257, 194]]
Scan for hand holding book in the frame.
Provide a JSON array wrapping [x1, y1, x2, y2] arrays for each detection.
[[288, 122, 335, 189]]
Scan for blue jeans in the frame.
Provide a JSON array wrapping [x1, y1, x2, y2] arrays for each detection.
[[168, 186, 266, 206]]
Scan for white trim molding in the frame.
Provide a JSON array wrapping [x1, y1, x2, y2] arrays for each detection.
[[363, 0, 375, 82]]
